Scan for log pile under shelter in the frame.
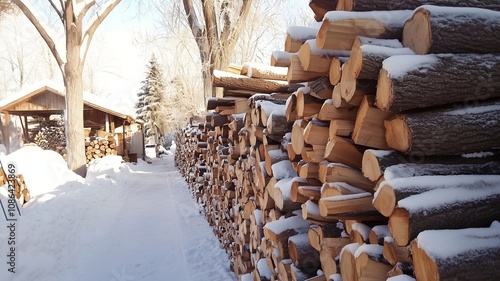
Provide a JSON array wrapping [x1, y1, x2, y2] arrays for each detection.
[[175, 1, 500, 281]]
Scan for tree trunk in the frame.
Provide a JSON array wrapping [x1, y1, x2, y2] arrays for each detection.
[[403, 6, 500, 55], [377, 54, 500, 112], [411, 225, 500, 281], [384, 100, 500, 155], [65, 26, 86, 177], [340, 0, 500, 11]]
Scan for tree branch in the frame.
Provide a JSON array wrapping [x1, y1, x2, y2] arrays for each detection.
[[49, 0, 64, 22], [221, 0, 252, 65], [12, 0, 65, 73], [182, 0, 203, 39], [80, 0, 121, 67], [79, 0, 96, 19]]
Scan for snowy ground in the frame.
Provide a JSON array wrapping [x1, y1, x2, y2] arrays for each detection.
[[0, 146, 237, 281]]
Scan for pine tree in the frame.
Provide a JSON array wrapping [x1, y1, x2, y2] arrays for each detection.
[[135, 55, 165, 144]]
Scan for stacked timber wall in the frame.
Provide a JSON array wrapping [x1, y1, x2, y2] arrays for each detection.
[[176, 2, 500, 281]]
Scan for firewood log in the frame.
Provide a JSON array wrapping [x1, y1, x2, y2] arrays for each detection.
[[329, 119, 355, 138], [340, 243, 360, 281], [213, 70, 301, 94], [241, 62, 288, 81], [350, 37, 413, 81], [374, 175, 500, 217], [411, 224, 500, 281], [298, 39, 350, 73], [272, 51, 293, 67], [316, 10, 412, 50], [324, 136, 364, 169], [389, 182, 500, 246], [309, 76, 334, 100], [376, 54, 500, 112], [384, 100, 500, 155], [383, 237, 411, 266], [319, 161, 375, 191], [338, 0, 500, 12], [303, 119, 330, 146], [286, 26, 319, 53], [288, 55, 325, 83], [318, 99, 358, 122], [329, 57, 346, 85], [354, 244, 393, 281], [403, 5, 500, 55], [361, 149, 500, 182], [288, 234, 321, 274], [352, 95, 394, 150]]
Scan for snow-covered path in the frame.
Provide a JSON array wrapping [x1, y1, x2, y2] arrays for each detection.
[[0, 149, 236, 281]]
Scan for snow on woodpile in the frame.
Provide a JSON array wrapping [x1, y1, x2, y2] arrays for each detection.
[[286, 26, 318, 41], [382, 54, 439, 78], [304, 39, 351, 57], [360, 44, 415, 57], [271, 160, 298, 179], [414, 221, 500, 261], [418, 5, 500, 25], [357, 37, 404, 48], [0, 146, 83, 197], [264, 215, 310, 236], [324, 10, 413, 28]]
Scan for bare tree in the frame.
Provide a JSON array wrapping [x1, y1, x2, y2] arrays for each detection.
[[12, 0, 121, 176], [182, 0, 253, 98]]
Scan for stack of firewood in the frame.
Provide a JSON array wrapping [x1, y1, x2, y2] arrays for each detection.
[[34, 120, 67, 159], [175, 1, 500, 280], [85, 136, 118, 163]]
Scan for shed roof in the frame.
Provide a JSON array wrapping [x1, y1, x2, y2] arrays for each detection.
[[0, 80, 134, 120]]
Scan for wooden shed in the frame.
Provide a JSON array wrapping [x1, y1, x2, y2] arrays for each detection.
[[0, 81, 144, 161]]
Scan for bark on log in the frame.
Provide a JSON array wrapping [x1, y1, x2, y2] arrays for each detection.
[[350, 37, 413, 80], [288, 234, 321, 274], [316, 10, 412, 50], [309, 0, 339, 22], [213, 70, 301, 94], [362, 149, 500, 182], [411, 224, 500, 281], [384, 100, 500, 155], [389, 187, 500, 246], [376, 54, 500, 112], [339, 0, 500, 12], [309, 76, 334, 100], [403, 6, 500, 55], [374, 175, 500, 217]]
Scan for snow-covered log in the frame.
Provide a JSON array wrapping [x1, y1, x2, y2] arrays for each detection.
[[376, 54, 500, 112], [354, 244, 393, 281], [288, 234, 321, 274], [411, 223, 500, 281], [240, 62, 288, 81], [298, 39, 350, 73], [349, 37, 413, 81], [213, 70, 301, 94], [374, 175, 500, 217], [361, 149, 500, 182], [316, 10, 412, 50], [403, 5, 500, 54], [388, 182, 500, 246], [384, 100, 500, 155], [285, 26, 318, 53]]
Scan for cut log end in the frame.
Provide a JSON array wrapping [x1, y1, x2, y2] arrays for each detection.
[[402, 8, 431, 55], [384, 117, 411, 153], [388, 208, 410, 246], [372, 184, 396, 217], [329, 57, 342, 85], [361, 150, 382, 182], [410, 240, 440, 281], [375, 69, 393, 111]]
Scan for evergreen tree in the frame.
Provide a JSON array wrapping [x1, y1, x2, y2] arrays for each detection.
[[135, 55, 165, 144]]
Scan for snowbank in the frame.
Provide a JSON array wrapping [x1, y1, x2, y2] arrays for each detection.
[[0, 146, 82, 198], [85, 155, 132, 184]]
